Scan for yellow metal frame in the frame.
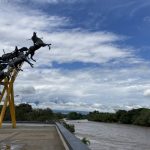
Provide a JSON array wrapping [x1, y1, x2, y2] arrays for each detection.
[[0, 64, 22, 128]]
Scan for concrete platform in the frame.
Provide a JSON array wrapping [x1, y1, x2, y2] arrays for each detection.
[[0, 124, 66, 150]]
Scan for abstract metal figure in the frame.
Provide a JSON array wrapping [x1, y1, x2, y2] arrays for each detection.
[[32, 32, 51, 50], [18, 47, 28, 52], [0, 63, 8, 71], [0, 71, 9, 81], [26, 32, 51, 62], [0, 46, 19, 62], [8, 52, 33, 71], [26, 44, 41, 62], [0, 47, 29, 63]]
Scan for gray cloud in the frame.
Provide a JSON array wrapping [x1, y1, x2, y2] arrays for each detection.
[[15, 85, 36, 95]]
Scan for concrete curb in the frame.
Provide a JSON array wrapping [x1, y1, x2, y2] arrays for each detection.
[[56, 122, 90, 150]]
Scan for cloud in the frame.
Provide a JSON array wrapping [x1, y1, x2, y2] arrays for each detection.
[[0, 1, 133, 65], [0, 2, 68, 52], [9, 0, 84, 5], [15, 85, 36, 95], [0, 1, 150, 112], [0, 1, 131, 66], [13, 66, 150, 111], [29, 0, 83, 4], [33, 31, 132, 65], [143, 89, 150, 97]]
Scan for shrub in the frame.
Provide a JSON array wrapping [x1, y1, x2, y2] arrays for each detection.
[[81, 137, 90, 145], [63, 122, 75, 133]]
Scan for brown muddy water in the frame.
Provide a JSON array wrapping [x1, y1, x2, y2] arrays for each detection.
[[67, 120, 150, 150]]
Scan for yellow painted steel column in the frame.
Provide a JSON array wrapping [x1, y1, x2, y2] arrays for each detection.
[[0, 86, 6, 103], [0, 84, 9, 128], [9, 83, 16, 128], [0, 63, 23, 128]]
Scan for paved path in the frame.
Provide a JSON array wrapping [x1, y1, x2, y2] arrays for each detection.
[[0, 124, 65, 150]]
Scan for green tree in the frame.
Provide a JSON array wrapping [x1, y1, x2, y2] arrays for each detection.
[[67, 112, 83, 120]]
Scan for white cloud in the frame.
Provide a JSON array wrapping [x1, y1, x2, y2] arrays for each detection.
[[34, 31, 131, 65], [0, 2, 68, 52], [143, 89, 150, 97], [29, 0, 82, 4], [0, 1, 135, 67], [0, 1, 131, 65], [0, 1, 150, 111], [13, 66, 150, 111]]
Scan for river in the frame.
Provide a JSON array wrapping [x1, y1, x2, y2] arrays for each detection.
[[67, 120, 150, 150]]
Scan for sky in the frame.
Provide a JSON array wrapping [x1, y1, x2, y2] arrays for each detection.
[[0, 0, 150, 112]]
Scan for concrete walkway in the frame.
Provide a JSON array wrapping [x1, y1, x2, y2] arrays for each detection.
[[0, 124, 65, 150]]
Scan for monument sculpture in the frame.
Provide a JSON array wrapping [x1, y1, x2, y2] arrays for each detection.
[[0, 33, 51, 128]]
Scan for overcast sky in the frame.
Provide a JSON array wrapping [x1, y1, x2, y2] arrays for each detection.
[[0, 0, 150, 112]]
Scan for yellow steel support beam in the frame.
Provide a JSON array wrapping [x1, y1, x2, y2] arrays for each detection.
[[8, 83, 16, 128], [0, 63, 23, 128], [0, 86, 6, 103], [0, 82, 9, 128]]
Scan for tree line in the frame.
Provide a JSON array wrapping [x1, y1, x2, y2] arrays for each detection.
[[1, 104, 150, 127], [0, 103, 64, 122], [70, 108, 150, 127]]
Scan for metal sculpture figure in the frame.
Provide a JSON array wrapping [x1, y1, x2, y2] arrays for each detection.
[[0, 32, 51, 128], [32, 32, 51, 50], [0, 71, 9, 81], [0, 46, 19, 62], [27, 32, 51, 62], [0, 63, 8, 71], [8, 52, 34, 71], [18, 47, 28, 52], [27, 44, 41, 62]]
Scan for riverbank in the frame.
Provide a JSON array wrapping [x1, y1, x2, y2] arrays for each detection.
[[66, 108, 150, 127]]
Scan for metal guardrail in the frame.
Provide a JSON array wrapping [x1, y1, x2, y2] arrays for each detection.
[[56, 122, 91, 150]]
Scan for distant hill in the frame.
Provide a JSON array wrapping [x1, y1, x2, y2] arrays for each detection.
[[53, 109, 89, 115]]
